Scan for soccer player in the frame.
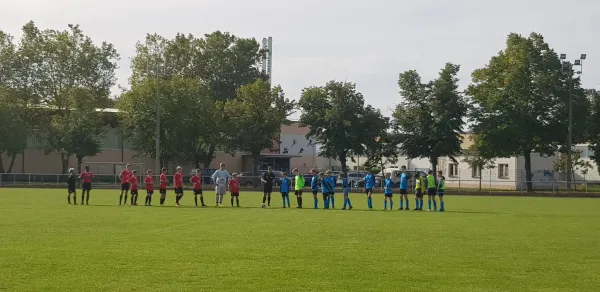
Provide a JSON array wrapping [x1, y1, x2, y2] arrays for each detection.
[[414, 173, 425, 211], [399, 166, 409, 210], [319, 172, 329, 209], [229, 173, 240, 207], [437, 170, 446, 212], [364, 169, 375, 210], [292, 168, 304, 208], [119, 164, 132, 205], [310, 169, 319, 209], [280, 172, 291, 208], [174, 166, 184, 206], [383, 172, 393, 210], [261, 166, 276, 208], [426, 170, 437, 211], [80, 166, 93, 205], [212, 163, 231, 207], [323, 170, 336, 209], [340, 173, 353, 210], [159, 167, 168, 206], [129, 170, 139, 205], [191, 170, 206, 207], [144, 169, 154, 206], [67, 168, 77, 205]]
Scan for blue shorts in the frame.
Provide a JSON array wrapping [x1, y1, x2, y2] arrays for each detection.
[[438, 191, 444, 197]]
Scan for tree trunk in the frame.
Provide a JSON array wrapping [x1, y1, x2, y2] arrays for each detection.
[[338, 152, 348, 173], [479, 175, 482, 192], [429, 157, 438, 177], [194, 159, 201, 169], [0, 153, 5, 173], [77, 156, 83, 173], [61, 153, 70, 174], [200, 144, 216, 169], [7, 153, 17, 173], [523, 151, 533, 192]]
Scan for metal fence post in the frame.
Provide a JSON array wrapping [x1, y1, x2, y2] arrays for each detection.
[[57, 174, 60, 187], [489, 169, 492, 194], [28, 174, 31, 186]]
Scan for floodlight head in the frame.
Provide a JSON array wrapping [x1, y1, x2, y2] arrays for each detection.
[[560, 54, 567, 60], [574, 60, 581, 66], [580, 54, 587, 60]]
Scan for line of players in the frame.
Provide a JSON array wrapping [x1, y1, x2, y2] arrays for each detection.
[[66, 163, 446, 211]]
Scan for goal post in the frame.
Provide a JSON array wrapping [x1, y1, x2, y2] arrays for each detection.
[[81, 161, 145, 188]]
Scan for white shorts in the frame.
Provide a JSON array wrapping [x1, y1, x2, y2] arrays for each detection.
[[215, 185, 226, 195]]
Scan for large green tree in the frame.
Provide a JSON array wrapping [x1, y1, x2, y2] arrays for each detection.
[[223, 79, 295, 172], [394, 63, 467, 175], [125, 31, 265, 168], [364, 129, 401, 175], [462, 142, 496, 192], [467, 32, 588, 192], [298, 81, 388, 173], [0, 88, 27, 173]]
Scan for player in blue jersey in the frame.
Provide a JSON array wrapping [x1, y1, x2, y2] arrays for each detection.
[[340, 173, 353, 210], [437, 170, 446, 212], [398, 166, 409, 210], [310, 169, 319, 209], [280, 172, 292, 208], [325, 170, 336, 209], [364, 169, 375, 210], [383, 172, 393, 210]]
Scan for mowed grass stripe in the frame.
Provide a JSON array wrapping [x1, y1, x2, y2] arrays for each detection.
[[0, 188, 599, 292]]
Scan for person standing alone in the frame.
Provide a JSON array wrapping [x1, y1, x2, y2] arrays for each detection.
[[212, 163, 231, 207], [261, 167, 276, 208]]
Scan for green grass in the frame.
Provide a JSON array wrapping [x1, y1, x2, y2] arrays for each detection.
[[1, 188, 599, 292]]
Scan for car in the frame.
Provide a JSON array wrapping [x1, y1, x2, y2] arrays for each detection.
[[237, 172, 258, 186], [352, 170, 427, 188]]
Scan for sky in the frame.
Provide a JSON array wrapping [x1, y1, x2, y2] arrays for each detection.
[[2, 0, 600, 119]]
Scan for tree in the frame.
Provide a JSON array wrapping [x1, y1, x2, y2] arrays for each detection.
[[467, 32, 587, 192], [46, 106, 107, 173], [394, 63, 467, 175], [462, 143, 496, 192], [223, 79, 295, 172], [126, 31, 265, 168], [553, 150, 594, 189], [588, 89, 600, 169], [298, 81, 388, 173], [0, 88, 27, 173]]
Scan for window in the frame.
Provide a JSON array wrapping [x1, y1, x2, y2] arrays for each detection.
[[471, 164, 481, 178], [448, 163, 458, 177], [498, 164, 509, 179]]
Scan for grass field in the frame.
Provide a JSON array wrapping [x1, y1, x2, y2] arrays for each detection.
[[1, 188, 599, 292]]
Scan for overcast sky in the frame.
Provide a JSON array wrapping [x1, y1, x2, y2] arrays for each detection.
[[2, 0, 599, 118]]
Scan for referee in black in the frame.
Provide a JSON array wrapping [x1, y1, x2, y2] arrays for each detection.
[[261, 167, 276, 208]]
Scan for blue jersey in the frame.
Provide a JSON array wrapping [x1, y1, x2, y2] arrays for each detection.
[[365, 174, 375, 189], [399, 172, 408, 190], [341, 178, 350, 195], [384, 178, 393, 195], [311, 176, 319, 191], [321, 176, 335, 193], [280, 177, 291, 193]]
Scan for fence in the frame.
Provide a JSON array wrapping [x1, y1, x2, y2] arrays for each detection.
[[0, 173, 599, 195]]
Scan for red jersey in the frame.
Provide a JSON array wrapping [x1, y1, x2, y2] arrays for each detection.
[[159, 173, 167, 189], [191, 175, 202, 190], [174, 172, 183, 188], [80, 172, 94, 183], [120, 169, 132, 184], [228, 178, 239, 193], [145, 175, 154, 191], [129, 175, 138, 190]]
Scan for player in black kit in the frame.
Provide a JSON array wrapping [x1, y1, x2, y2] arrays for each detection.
[[261, 166, 276, 208], [67, 168, 77, 205]]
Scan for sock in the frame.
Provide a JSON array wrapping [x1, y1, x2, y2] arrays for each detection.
[[343, 197, 347, 209], [262, 195, 267, 204], [282, 196, 286, 206], [231, 197, 234, 206], [160, 197, 165, 205], [433, 200, 437, 210], [148, 196, 152, 205], [367, 197, 372, 209], [219, 194, 223, 204], [390, 200, 393, 210], [441, 201, 445, 210], [236, 197, 239, 206], [86, 193, 90, 204], [267, 196, 271, 206], [194, 196, 198, 206], [406, 199, 409, 209], [200, 196, 205, 205], [216, 194, 219, 204], [68, 195, 71, 204], [296, 195, 300, 206], [400, 199, 403, 209], [135, 194, 138, 204], [428, 200, 432, 210], [298, 196, 302, 208], [324, 195, 329, 209], [330, 195, 335, 208], [81, 194, 85, 204], [124, 194, 128, 204], [348, 197, 352, 208], [384, 200, 387, 209], [415, 198, 418, 209], [314, 197, 318, 208], [175, 194, 180, 203], [145, 196, 149, 205]]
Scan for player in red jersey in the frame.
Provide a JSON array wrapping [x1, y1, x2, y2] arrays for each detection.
[[229, 173, 241, 207], [190, 170, 205, 207], [173, 166, 184, 206], [159, 167, 168, 206], [119, 164, 132, 205], [144, 169, 155, 206], [79, 166, 94, 205], [128, 170, 139, 205]]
